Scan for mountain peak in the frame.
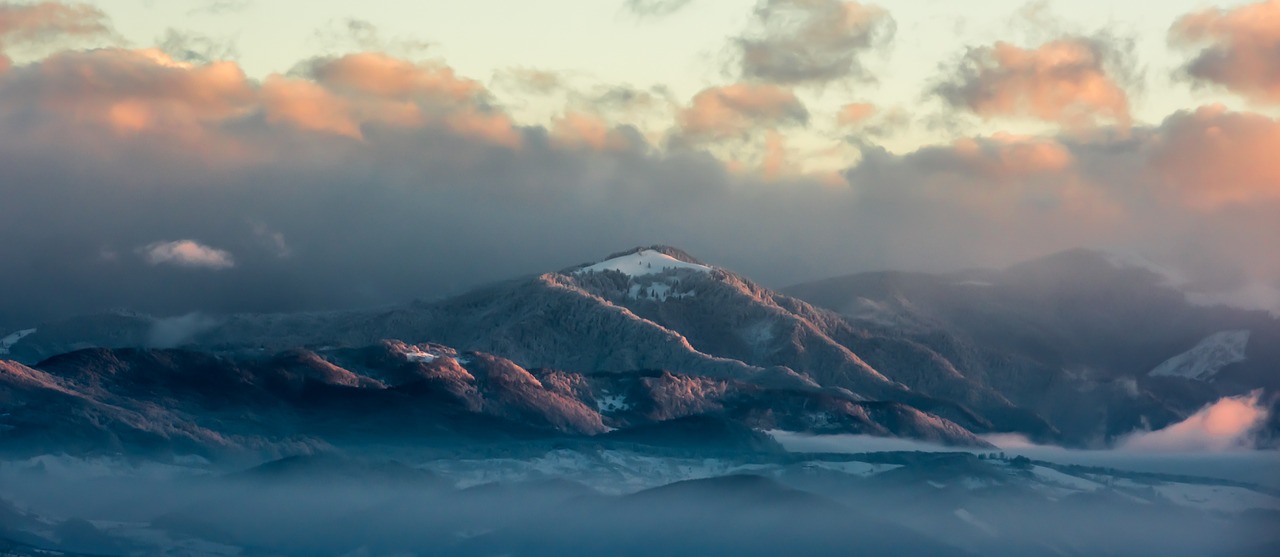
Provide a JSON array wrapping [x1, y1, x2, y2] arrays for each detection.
[[603, 245, 706, 265], [572, 246, 712, 277]]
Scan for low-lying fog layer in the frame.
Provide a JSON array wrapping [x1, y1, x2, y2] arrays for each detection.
[[771, 431, 1280, 489], [2, 444, 1278, 557]]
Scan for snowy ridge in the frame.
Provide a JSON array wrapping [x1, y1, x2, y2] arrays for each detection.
[[574, 249, 711, 277], [1148, 330, 1250, 381]]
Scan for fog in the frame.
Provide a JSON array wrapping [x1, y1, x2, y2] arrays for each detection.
[[2, 449, 1277, 557]]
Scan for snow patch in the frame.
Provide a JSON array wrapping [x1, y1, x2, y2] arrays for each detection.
[[596, 394, 630, 413], [576, 249, 711, 277], [1029, 465, 1103, 493], [740, 319, 775, 347], [0, 328, 35, 355], [954, 508, 998, 537], [627, 280, 697, 301], [801, 461, 900, 477], [1149, 330, 1250, 381], [1151, 483, 1280, 513], [402, 349, 440, 363]]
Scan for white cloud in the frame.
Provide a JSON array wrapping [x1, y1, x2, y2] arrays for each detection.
[[139, 239, 235, 270]]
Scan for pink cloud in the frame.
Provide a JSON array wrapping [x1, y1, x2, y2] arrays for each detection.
[[1119, 391, 1269, 452], [260, 75, 362, 138], [0, 1, 110, 47], [936, 37, 1131, 129], [836, 102, 876, 127], [139, 240, 235, 270], [445, 109, 522, 148], [0, 48, 254, 138], [1171, 0, 1280, 104], [1148, 105, 1280, 210], [678, 83, 807, 141], [308, 52, 484, 105], [551, 111, 633, 152]]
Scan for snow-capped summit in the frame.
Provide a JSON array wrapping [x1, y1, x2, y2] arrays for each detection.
[[573, 248, 712, 277], [1149, 330, 1250, 381]]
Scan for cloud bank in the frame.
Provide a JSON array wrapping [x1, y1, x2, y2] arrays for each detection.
[[0, 1, 1278, 328]]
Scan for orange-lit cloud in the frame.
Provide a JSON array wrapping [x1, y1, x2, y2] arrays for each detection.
[[445, 109, 521, 149], [307, 52, 484, 105], [678, 83, 807, 141], [0, 48, 254, 138], [836, 102, 875, 127], [0, 42, 530, 151], [260, 75, 362, 138], [138, 239, 235, 270], [1148, 105, 1280, 210], [948, 133, 1075, 179], [935, 37, 1131, 129], [0, 1, 110, 47], [1120, 391, 1268, 451], [1171, 0, 1280, 104], [551, 111, 634, 152]]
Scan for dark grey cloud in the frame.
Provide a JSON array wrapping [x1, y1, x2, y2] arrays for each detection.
[[735, 0, 895, 86], [156, 28, 238, 63]]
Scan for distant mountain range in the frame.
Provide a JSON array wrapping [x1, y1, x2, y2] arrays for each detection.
[[2, 246, 1277, 459]]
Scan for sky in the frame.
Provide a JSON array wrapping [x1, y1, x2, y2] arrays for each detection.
[[1, 0, 1279, 326]]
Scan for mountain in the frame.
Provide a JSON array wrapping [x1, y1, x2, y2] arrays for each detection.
[[0, 338, 988, 461], [4, 246, 1276, 449], [785, 248, 1280, 445]]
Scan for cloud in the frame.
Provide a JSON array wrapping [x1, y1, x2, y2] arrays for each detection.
[[312, 18, 431, 58], [305, 52, 483, 104], [156, 28, 239, 64], [551, 111, 638, 151], [139, 240, 235, 270], [835, 102, 908, 139], [1119, 391, 1269, 452], [188, 0, 251, 16], [0, 1, 111, 48], [934, 36, 1132, 129], [252, 223, 291, 258], [677, 83, 808, 141], [835, 102, 875, 127], [0, 48, 255, 141], [735, 0, 894, 86], [1147, 104, 1280, 210], [494, 68, 566, 95], [1170, 0, 1280, 105], [259, 75, 361, 138], [148, 312, 222, 347], [622, 0, 694, 18]]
